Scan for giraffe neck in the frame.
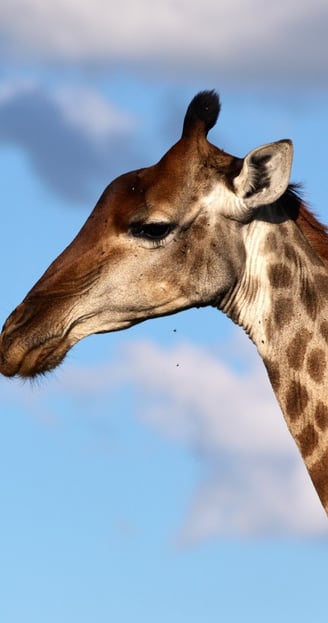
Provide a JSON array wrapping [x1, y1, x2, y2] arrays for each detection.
[[223, 216, 328, 512]]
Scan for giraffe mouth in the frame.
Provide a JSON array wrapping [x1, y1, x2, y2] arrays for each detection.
[[0, 330, 73, 378], [0, 307, 129, 378], [0, 307, 88, 378]]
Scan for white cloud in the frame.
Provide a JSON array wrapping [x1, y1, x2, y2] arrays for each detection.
[[176, 460, 327, 544], [1, 331, 327, 539], [0, 79, 138, 202], [0, 0, 327, 87], [114, 340, 289, 456], [58, 333, 328, 539], [53, 85, 133, 138]]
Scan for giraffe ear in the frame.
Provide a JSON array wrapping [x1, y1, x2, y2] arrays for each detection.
[[233, 140, 293, 210]]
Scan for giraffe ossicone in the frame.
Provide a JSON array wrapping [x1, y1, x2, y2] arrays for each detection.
[[1, 90, 328, 516]]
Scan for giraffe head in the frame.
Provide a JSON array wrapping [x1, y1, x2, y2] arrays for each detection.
[[0, 91, 293, 377]]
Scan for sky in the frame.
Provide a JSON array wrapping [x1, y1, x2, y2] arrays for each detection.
[[0, 1, 328, 621]]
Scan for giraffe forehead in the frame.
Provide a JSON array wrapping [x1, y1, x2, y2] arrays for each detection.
[[106, 170, 185, 232], [98, 151, 238, 233]]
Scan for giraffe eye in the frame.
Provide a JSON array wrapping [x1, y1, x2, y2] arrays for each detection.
[[131, 222, 175, 241]]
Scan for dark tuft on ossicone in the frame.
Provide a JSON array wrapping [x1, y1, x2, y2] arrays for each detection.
[[182, 90, 221, 138]]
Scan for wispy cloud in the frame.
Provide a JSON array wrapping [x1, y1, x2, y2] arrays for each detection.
[[101, 337, 328, 541], [5, 332, 325, 540], [176, 458, 326, 544], [0, 80, 138, 202], [1, 1, 327, 88]]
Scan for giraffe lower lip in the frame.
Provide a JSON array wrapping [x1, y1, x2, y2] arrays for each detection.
[[0, 332, 23, 376], [0, 332, 70, 378], [0, 353, 20, 377], [18, 344, 69, 377]]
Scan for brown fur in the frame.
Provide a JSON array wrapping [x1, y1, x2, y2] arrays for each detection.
[[284, 186, 328, 265]]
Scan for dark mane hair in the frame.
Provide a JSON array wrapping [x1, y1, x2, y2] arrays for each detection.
[[283, 185, 328, 264]]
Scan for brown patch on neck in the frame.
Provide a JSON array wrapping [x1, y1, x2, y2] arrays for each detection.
[[283, 186, 328, 265], [286, 328, 312, 371], [306, 347, 327, 383], [285, 380, 309, 421], [297, 424, 319, 458], [314, 402, 328, 431], [309, 449, 328, 509]]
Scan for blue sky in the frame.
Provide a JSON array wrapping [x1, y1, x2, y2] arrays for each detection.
[[0, 1, 328, 621]]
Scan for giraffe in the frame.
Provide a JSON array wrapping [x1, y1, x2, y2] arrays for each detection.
[[1, 90, 328, 515]]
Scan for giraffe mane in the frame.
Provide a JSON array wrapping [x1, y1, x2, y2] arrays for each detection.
[[282, 185, 328, 265]]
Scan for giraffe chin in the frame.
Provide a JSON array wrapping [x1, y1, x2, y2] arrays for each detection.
[[0, 334, 72, 378]]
